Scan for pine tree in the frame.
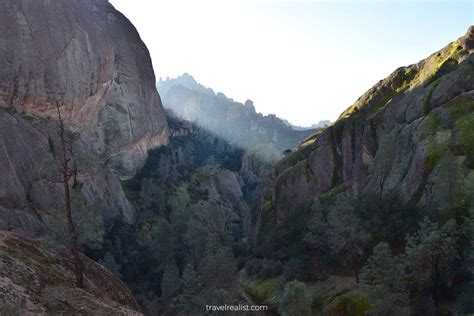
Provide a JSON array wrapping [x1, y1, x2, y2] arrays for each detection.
[[176, 264, 203, 313], [198, 235, 237, 290]]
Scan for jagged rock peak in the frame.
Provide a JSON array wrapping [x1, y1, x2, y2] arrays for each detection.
[[158, 73, 216, 97]]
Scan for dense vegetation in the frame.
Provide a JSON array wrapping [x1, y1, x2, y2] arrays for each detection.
[[44, 118, 273, 314], [247, 187, 473, 315]]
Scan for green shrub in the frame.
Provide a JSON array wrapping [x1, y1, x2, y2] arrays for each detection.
[[245, 278, 282, 304], [21, 113, 36, 122], [421, 112, 440, 140], [325, 291, 371, 316], [448, 95, 474, 121], [262, 200, 272, 212], [425, 138, 450, 173], [310, 276, 354, 311]]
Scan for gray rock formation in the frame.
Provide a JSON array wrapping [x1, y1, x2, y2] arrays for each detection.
[[0, 0, 168, 236], [0, 0, 168, 179]]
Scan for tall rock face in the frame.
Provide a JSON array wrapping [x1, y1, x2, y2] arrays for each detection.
[[0, 0, 168, 178], [255, 27, 474, 234], [158, 73, 316, 162], [0, 0, 168, 235]]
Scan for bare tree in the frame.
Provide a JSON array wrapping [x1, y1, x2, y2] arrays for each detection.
[[55, 98, 84, 288]]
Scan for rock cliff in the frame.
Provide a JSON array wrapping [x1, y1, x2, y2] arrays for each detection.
[[0, 0, 168, 235], [255, 26, 474, 233], [0, 0, 168, 178]]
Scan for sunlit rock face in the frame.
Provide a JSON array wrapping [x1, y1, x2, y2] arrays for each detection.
[[0, 0, 168, 178], [254, 26, 474, 229]]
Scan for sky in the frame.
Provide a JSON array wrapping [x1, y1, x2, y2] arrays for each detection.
[[110, 0, 473, 126]]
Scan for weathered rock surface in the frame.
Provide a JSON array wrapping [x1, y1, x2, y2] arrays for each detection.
[[0, 0, 168, 178], [0, 0, 169, 236], [254, 26, 474, 233], [214, 169, 244, 205], [0, 101, 136, 237], [0, 230, 142, 315]]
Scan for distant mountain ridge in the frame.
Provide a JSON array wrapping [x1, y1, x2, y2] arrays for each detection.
[[158, 74, 318, 161], [282, 119, 332, 131]]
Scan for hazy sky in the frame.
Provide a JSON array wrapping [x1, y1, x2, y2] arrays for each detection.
[[110, 0, 473, 126]]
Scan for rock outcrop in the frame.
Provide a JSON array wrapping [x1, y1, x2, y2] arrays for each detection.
[[0, 0, 168, 178], [255, 26, 474, 233], [0, 0, 169, 235], [0, 231, 142, 315]]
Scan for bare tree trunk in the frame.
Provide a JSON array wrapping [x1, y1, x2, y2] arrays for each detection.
[[349, 244, 359, 283], [57, 103, 84, 288], [315, 249, 323, 278], [433, 259, 439, 308], [379, 176, 384, 201]]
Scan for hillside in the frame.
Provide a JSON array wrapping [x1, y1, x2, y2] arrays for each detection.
[[255, 26, 474, 228], [0, 231, 142, 314], [248, 26, 474, 315]]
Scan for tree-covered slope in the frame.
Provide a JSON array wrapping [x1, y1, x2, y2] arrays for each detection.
[[89, 112, 271, 314], [249, 26, 474, 315]]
